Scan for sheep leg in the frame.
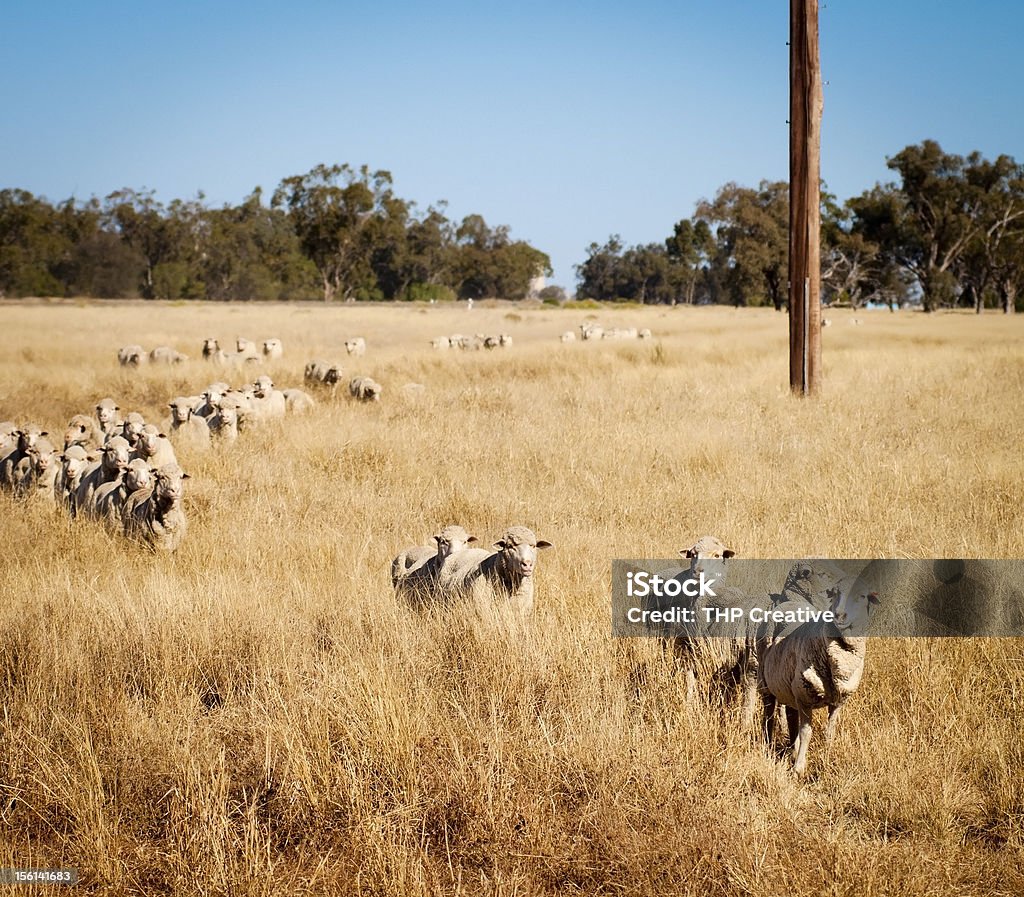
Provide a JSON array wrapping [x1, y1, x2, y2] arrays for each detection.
[[762, 691, 778, 746], [792, 710, 813, 776], [739, 670, 759, 733], [824, 703, 842, 743]]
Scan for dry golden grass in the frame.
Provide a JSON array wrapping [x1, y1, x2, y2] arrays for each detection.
[[1, 299, 1022, 895]]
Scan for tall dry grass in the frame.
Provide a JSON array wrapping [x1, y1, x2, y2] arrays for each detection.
[[0, 299, 1022, 895]]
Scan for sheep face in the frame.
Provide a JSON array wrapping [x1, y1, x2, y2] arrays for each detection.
[[323, 365, 343, 385], [29, 438, 57, 474], [122, 413, 146, 445], [61, 448, 90, 482], [168, 399, 193, 424], [17, 425, 47, 452], [103, 437, 131, 473], [680, 535, 735, 582], [434, 526, 477, 558], [136, 425, 165, 456], [95, 399, 119, 426], [781, 561, 846, 605], [253, 376, 274, 398], [152, 464, 189, 508], [829, 578, 880, 635], [493, 527, 552, 579], [124, 458, 153, 492]]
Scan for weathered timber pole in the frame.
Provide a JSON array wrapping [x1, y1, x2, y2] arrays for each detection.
[[789, 0, 823, 395]]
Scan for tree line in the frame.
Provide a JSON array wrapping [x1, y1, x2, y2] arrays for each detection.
[[0, 163, 551, 302], [576, 140, 1024, 312]]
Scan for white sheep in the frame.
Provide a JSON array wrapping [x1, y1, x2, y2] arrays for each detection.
[[348, 376, 382, 402], [63, 414, 104, 452], [1, 424, 48, 489], [54, 445, 92, 512], [202, 337, 223, 361], [430, 337, 451, 349], [149, 345, 189, 364], [117, 344, 147, 366], [122, 463, 190, 552], [94, 398, 122, 442], [392, 525, 479, 607], [208, 397, 242, 443], [560, 331, 576, 343], [344, 337, 367, 356], [281, 388, 316, 414], [132, 424, 179, 469], [305, 360, 344, 387], [16, 436, 59, 504], [236, 337, 260, 359], [638, 328, 652, 339], [579, 322, 604, 340], [94, 458, 154, 528], [435, 525, 553, 618], [758, 576, 880, 776], [120, 412, 147, 450], [167, 397, 211, 446], [250, 375, 287, 419], [74, 435, 131, 516], [262, 338, 284, 359], [499, 334, 513, 347], [195, 382, 231, 420]]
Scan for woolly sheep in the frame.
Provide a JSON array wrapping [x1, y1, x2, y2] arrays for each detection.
[[167, 397, 212, 446], [74, 435, 131, 516], [348, 376, 382, 402], [758, 576, 880, 776], [499, 334, 513, 347], [435, 525, 552, 618], [430, 337, 451, 349], [63, 414, 104, 452], [250, 375, 287, 419], [208, 397, 242, 443], [149, 346, 189, 364], [638, 328, 652, 339], [120, 412, 147, 450], [122, 463, 190, 552], [281, 388, 316, 414], [262, 338, 284, 359], [94, 398, 122, 442], [16, 436, 59, 503], [305, 360, 344, 386], [560, 331, 576, 343], [195, 382, 231, 420], [344, 337, 367, 356], [202, 338, 222, 361], [579, 322, 603, 340], [117, 344, 147, 366], [132, 424, 179, 469], [392, 525, 479, 607], [54, 445, 91, 512], [484, 336, 500, 349], [1, 424, 48, 489], [236, 337, 260, 359], [94, 458, 154, 528]]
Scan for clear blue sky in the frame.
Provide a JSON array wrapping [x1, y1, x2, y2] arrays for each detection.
[[3, 1, 1022, 289]]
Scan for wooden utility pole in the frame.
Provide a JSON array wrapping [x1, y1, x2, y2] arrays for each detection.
[[789, 0, 823, 395]]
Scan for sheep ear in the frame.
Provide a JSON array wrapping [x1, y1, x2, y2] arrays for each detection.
[[181, 472, 191, 479], [40, 431, 49, 437], [867, 592, 880, 605], [433, 535, 442, 545], [536, 540, 552, 549], [682, 547, 696, 558], [722, 549, 735, 558], [158, 432, 167, 439], [466, 535, 478, 544], [493, 540, 507, 550]]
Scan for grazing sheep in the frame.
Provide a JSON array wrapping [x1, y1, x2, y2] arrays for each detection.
[[430, 337, 451, 349], [117, 344, 147, 366], [344, 337, 367, 356], [149, 345, 189, 364], [560, 331, 576, 343], [94, 458, 154, 528], [484, 336, 500, 349], [74, 436, 131, 516], [638, 328, 652, 339], [348, 376, 382, 402], [281, 388, 316, 414], [580, 322, 604, 340], [499, 334, 513, 347], [758, 576, 879, 776], [435, 525, 553, 618], [393, 525, 479, 607], [132, 424, 179, 469], [305, 360, 344, 387], [120, 412, 147, 450], [122, 463, 190, 552], [63, 414, 104, 452], [94, 398, 122, 442], [262, 338, 284, 359], [167, 396, 212, 446], [54, 445, 92, 512]]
